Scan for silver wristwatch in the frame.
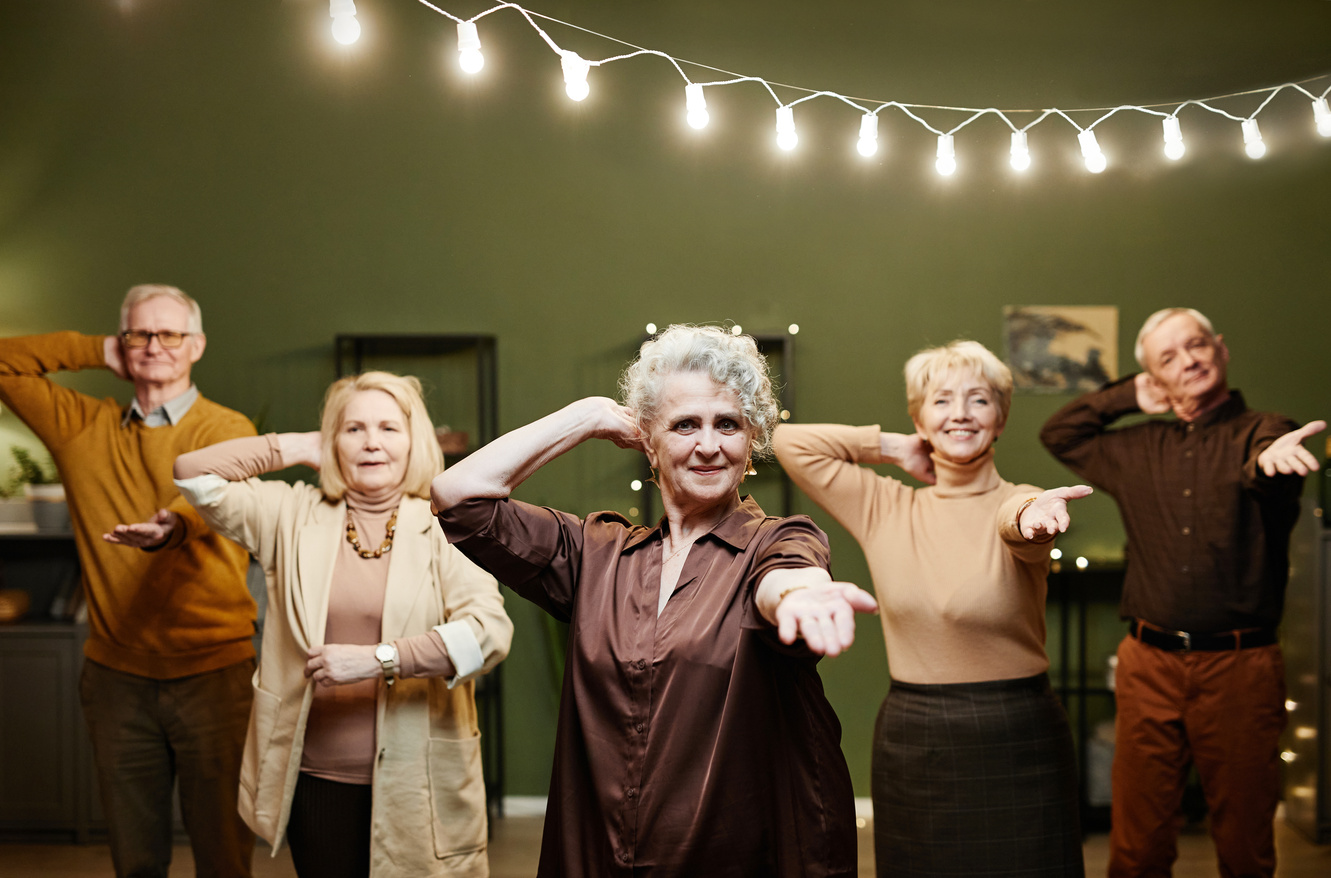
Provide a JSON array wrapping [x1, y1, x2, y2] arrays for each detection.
[[374, 642, 399, 686]]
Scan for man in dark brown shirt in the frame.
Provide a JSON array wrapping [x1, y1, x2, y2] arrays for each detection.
[[1041, 307, 1324, 878]]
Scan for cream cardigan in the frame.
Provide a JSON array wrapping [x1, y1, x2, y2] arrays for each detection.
[[177, 473, 512, 878], [773, 423, 1053, 684]]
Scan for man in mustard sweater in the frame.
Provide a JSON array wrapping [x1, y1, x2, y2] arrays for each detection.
[[0, 285, 257, 877]]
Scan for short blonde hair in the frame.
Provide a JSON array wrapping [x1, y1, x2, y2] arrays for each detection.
[[317, 372, 443, 501], [904, 340, 1013, 424], [120, 285, 203, 334], [620, 324, 779, 459], [1134, 307, 1216, 367]]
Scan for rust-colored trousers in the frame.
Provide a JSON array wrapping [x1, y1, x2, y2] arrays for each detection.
[[1109, 634, 1287, 878]]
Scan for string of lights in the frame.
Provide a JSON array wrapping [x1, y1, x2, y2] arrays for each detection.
[[326, 0, 1331, 176]]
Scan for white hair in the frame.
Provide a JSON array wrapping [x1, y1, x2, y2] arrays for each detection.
[[119, 284, 203, 334], [1134, 307, 1215, 367], [620, 324, 779, 458]]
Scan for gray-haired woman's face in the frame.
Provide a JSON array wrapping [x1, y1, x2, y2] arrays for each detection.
[[644, 372, 753, 513]]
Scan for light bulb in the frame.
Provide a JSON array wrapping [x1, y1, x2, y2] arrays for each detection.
[[935, 134, 956, 176], [685, 83, 709, 130], [561, 51, 590, 102], [456, 21, 484, 74], [787, 323, 800, 334], [329, 0, 360, 45], [630, 480, 643, 492], [1075, 556, 1089, 570], [1242, 118, 1266, 159], [730, 325, 743, 336], [1312, 97, 1331, 137], [856, 114, 878, 157], [1078, 129, 1106, 173], [1050, 547, 1063, 560], [1009, 130, 1031, 171], [775, 106, 797, 151], [645, 323, 657, 334], [1162, 116, 1185, 160]]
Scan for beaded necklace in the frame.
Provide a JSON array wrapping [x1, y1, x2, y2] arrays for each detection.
[[345, 506, 398, 559]]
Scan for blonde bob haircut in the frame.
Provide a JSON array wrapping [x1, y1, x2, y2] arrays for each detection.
[[317, 371, 443, 502], [1133, 307, 1216, 368], [904, 340, 1014, 425], [620, 324, 780, 459], [119, 284, 204, 334]]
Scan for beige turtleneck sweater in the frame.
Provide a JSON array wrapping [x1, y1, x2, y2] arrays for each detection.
[[176, 434, 457, 784], [773, 423, 1053, 684]]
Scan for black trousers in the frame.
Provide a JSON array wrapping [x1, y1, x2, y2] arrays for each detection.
[[286, 772, 373, 878]]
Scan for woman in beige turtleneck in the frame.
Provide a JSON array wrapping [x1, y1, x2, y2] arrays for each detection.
[[173, 372, 512, 878], [773, 341, 1091, 878]]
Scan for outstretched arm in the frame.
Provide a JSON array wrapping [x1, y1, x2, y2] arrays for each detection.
[[754, 567, 878, 657], [1256, 420, 1326, 477], [432, 397, 643, 511], [1017, 485, 1095, 541]]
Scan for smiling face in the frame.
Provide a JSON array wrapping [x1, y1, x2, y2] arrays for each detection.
[[644, 371, 752, 518], [1139, 312, 1229, 415], [122, 295, 205, 392], [911, 368, 1005, 464], [335, 389, 412, 495]]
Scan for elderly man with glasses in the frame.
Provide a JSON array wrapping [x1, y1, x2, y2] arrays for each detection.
[[0, 284, 258, 878]]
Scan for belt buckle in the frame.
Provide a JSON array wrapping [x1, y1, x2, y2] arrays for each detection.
[[1169, 628, 1192, 651]]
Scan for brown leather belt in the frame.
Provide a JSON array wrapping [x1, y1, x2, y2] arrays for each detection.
[[1129, 619, 1278, 652]]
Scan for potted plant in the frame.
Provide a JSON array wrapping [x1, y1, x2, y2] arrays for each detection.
[[10, 446, 68, 533]]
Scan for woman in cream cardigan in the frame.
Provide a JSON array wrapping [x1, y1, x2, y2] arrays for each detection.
[[774, 341, 1092, 877], [174, 371, 512, 878]]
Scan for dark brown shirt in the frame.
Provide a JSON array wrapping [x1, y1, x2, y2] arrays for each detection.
[[1040, 378, 1303, 632], [438, 496, 856, 877]]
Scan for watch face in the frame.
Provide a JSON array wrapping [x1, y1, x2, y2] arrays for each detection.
[[375, 643, 394, 662]]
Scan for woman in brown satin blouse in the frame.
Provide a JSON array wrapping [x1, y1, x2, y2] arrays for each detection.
[[432, 325, 877, 877]]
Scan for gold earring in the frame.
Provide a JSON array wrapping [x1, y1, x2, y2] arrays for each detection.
[[744, 459, 757, 477]]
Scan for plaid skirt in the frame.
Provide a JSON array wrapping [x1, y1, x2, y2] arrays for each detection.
[[871, 673, 1084, 878]]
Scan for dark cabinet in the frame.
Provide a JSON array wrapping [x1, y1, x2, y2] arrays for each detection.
[[0, 533, 104, 841]]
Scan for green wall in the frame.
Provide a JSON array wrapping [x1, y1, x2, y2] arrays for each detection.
[[2, 0, 1329, 796]]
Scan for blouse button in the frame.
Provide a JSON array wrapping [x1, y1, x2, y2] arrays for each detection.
[[635, 722, 645, 733], [1182, 526, 1191, 536], [636, 660, 647, 670], [627, 788, 637, 799], [1182, 488, 1192, 497]]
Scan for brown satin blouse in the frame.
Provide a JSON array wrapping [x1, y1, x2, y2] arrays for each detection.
[[438, 495, 857, 878]]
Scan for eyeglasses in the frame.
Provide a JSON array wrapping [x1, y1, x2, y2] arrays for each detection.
[[120, 330, 193, 349]]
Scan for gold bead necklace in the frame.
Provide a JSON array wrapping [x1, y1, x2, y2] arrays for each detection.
[[345, 507, 398, 559]]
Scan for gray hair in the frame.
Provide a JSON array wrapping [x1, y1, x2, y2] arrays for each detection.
[[119, 284, 204, 334], [620, 324, 779, 458], [1134, 307, 1215, 367]]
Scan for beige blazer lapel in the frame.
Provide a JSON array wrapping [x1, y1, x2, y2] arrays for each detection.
[[295, 499, 342, 649], [380, 497, 435, 641]]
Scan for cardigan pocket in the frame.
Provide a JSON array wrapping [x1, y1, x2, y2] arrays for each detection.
[[427, 733, 487, 858], [241, 685, 290, 836]]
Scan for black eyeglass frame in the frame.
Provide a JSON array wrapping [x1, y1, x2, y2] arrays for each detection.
[[119, 330, 194, 349]]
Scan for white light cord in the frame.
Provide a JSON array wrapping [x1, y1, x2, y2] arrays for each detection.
[[390, 2, 1330, 170]]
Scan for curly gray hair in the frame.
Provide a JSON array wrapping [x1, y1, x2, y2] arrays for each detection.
[[619, 324, 779, 458]]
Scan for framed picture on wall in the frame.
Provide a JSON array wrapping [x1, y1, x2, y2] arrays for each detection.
[[1003, 305, 1118, 393]]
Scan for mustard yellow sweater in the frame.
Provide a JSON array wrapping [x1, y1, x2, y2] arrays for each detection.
[[774, 423, 1053, 684], [0, 331, 256, 677]]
